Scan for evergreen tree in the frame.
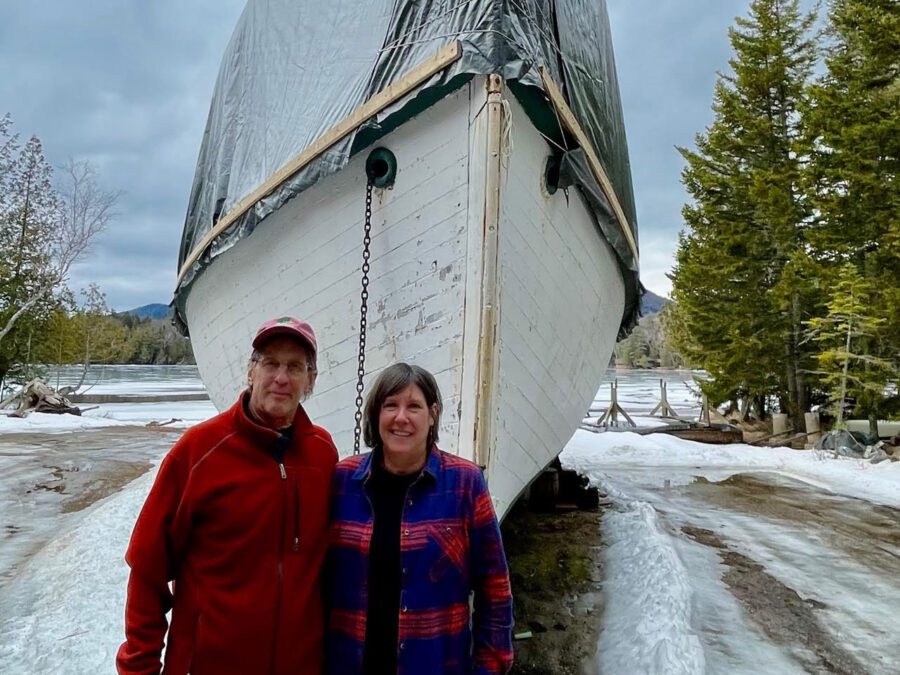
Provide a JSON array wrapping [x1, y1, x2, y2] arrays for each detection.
[[806, 264, 897, 432], [0, 129, 60, 379], [805, 0, 900, 431], [0, 115, 16, 218], [670, 0, 818, 423]]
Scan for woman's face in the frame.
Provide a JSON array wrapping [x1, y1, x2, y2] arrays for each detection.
[[379, 383, 435, 461]]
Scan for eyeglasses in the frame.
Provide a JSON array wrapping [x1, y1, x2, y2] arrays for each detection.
[[252, 356, 314, 378]]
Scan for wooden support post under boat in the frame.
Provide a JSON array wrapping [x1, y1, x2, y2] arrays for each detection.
[[596, 379, 635, 428], [177, 41, 463, 287], [473, 74, 505, 470]]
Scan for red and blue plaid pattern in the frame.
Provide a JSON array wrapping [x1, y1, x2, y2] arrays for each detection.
[[326, 447, 514, 674]]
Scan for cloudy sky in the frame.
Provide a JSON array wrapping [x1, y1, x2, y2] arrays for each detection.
[[0, 0, 814, 310]]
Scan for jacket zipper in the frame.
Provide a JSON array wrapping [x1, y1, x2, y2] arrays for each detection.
[[292, 475, 300, 551], [270, 461, 288, 675]]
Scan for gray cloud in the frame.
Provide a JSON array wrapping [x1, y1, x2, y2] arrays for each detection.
[[0, 0, 246, 310], [609, 0, 755, 296]]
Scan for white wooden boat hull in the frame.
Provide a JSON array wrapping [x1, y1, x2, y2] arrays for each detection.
[[184, 77, 625, 518]]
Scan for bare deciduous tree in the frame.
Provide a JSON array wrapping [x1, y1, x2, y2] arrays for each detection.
[[0, 158, 120, 345]]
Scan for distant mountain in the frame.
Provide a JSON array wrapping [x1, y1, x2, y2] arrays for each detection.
[[641, 290, 669, 315], [121, 303, 172, 320]]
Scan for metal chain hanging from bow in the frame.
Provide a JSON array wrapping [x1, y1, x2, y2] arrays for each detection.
[[353, 181, 373, 454]]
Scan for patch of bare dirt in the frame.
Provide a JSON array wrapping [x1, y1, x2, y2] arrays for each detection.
[[683, 525, 865, 675], [60, 461, 153, 512], [502, 503, 606, 675], [687, 474, 900, 572]]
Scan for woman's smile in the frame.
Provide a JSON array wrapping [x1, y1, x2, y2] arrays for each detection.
[[379, 383, 436, 472]]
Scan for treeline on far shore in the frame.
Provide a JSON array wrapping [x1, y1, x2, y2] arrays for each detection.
[[2, 304, 194, 389], [614, 308, 684, 370]]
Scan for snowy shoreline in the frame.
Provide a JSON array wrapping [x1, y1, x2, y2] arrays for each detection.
[[0, 399, 218, 433], [561, 429, 900, 510]]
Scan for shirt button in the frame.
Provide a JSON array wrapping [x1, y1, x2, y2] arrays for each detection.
[[402, 567, 408, 575], [407, 499, 413, 506], [401, 605, 408, 612], [399, 642, 405, 651], [404, 529, 410, 536]]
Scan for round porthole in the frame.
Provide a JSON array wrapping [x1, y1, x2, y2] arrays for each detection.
[[366, 147, 398, 189]]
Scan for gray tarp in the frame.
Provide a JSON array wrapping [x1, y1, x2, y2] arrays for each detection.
[[175, 0, 641, 334]]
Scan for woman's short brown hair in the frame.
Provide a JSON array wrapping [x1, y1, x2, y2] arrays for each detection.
[[363, 362, 443, 450]]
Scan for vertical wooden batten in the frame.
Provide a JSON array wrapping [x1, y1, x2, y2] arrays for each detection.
[[473, 74, 505, 472]]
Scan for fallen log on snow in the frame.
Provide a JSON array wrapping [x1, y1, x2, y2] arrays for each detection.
[[4, 379, 83, 417]]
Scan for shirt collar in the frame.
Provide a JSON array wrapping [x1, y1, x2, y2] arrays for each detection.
[[351, 443, 441, 484]]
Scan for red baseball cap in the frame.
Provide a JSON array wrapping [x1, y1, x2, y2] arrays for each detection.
[[252, 316, 317, 356]]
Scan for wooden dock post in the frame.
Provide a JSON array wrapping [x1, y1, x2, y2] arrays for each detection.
[[805, 412, 822, 445], [649, 379, 683, 419], [699, 394, 711, 426], [596, 379, 636, 428]]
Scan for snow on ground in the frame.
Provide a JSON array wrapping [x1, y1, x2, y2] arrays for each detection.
[[0, 401, 217, 432], [0, 411, 135, 433], [0, 398, 218, 433], [0, 469, 155, 673], [563, 429, 900, 509], [664, 528, 806, 675], [675, 486, 900, 673], [1, 368, 897, 674], [561, 429, 899, 674], [82, 399, 218, 426], [597, 499, 706, 674]]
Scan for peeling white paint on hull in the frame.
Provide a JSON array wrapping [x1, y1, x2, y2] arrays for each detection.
[[184, 77, 625, 518]]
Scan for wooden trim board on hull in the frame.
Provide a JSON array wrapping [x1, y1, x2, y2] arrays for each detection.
[[539, 69, 638, 263], [183, 77, 625, 518]]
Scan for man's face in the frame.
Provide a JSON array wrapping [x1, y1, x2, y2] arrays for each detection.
[[247, 336, 315, 428]]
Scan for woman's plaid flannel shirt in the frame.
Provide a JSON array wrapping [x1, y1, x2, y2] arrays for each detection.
[[326, 447, 514, 674]]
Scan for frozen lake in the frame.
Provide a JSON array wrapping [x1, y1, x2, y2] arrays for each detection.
[[45, 363, 208, 396], [592, 368, 705, 418]]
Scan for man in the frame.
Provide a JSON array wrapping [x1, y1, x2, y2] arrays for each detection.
[[117, 317, 338, 675]]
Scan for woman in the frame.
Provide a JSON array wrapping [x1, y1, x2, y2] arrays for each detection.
[[327, 363, 514, 675]]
